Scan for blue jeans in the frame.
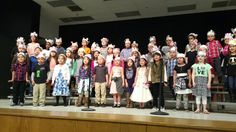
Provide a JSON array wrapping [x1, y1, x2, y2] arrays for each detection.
[[228, 76, 236, 90]]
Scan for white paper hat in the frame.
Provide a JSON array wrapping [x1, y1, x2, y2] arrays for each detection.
[[16, 37, 25, 44], [124, 38, 131, 44], [45, 39, 54, 45], [153, 50, 162, 57], [107, 44, 115, 49], [49, 46, 57, 53], [71, 41, 78, 47], [18, 44, 26, 49], [113, 48, 120, 53], [78, 48, 85, 53], [91, 42, 99, 51], [128, 56, 135, 62], [17, 52, 26, 58], [55, 37, 62, 43], [101, 37, 109, 43], [132, 41, 138, 46], [114, 56, 121, 61], [199, 45, 208, 50], [229, 39, 236, 46], [207, 30, 215, 36], [177, 53, 185, 58], [140, 55, 147, 61], [169, 47, 177, 52], [84, 54, 92, 59], [37, 52, 46, 59], [94, 46, 101, 52], [34, 46, 43, 51], [30, 31, 38, 37], [149, 36, 156, 42], [231, 28, 236, 33], [198, 51, 206, 56], [82, 37, 89, 43], [188, 33, 198, 38], [148, 43, 154, 47], [66, 47, 73, 52], [166, 35, 173, 40], [98, 54, 105, 60], [222, 33, 233, 40]]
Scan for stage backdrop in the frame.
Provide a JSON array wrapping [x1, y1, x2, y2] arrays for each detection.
[[59, 9, 236, 54], [0, 0, 40, 98]]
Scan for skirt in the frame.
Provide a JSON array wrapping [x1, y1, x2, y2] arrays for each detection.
[[192, 76, 211, 97], [110, 77, 124, 95]]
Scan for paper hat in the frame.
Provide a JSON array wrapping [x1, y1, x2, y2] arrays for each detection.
[[188, 33, 198, 38], [222, 33, 233, 40], [153, 50, 162, 57], [30, 32, 38, 37], [37, 52, 46, 59], [49, 46, 57, 53], [16, 37, 25, 44], [114, 56, 121, 61], [207, 30, 215, 36], [91, 42, 99, 51], [177, 53, 185, 58], [98, 54, 105, 60], [113, 48, 120, 53], [101, 37, 109, 43], [34, 46, 43, 51], [198, 51, 206, 56], [78, 48, 85, 53], [132, 41, 138, 46], [66, 47, 73, 52], [94, 47, 101, 52], [140, 55, 147, 61], [45, 39, 54, 45], [128, 56, 135, 62], [169, 47, 177, 52], [107, 44, 115, 49], [84, 54, 92, 59], [131, 48, 141, 56], [71, 41, 78, 47], [124, 38, 131, 44], [149, 36, 156, 42], [82, 37, 89, 43], [229, 39, 236, 46], [231, 28, 236, 33], [18, 44, 26, 49], [17, 52, 26, 58], [199, 45, 208, 50], [55, 37, 62, 43], [166, 35, 173, 40], [148, 43, 154, 47]]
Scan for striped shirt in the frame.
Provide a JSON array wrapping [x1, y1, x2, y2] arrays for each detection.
[[167, 59, 177, 77]]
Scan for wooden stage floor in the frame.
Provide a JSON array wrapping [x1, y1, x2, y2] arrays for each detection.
[[0, 99, 236, 132]]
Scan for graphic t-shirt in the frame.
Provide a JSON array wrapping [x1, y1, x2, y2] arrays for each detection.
[[191, 63, 212, 77]]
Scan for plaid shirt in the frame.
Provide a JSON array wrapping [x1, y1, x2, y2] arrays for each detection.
[[206, 40, 222, 58], [167, 59, 177, 77], [12, 62, 28, 81]]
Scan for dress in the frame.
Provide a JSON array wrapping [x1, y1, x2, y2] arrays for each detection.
[[110, 66, 124, 95], [125, 68, 136, 94], [52, 64, 70, 96], [130, 67, 153, 103]]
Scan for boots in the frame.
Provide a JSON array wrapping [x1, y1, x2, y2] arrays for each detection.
[[63, 96, 67, 106], [84, 97, 89, 107], [126, 93, 130, 108], [54, 96, 59, 106], [76, 96, 82, 107]]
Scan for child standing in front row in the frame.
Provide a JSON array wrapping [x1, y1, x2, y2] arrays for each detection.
[[51, 54, 70, 106], [109, 57, 125, 108], [173, 53, 192, 111], [9, 53, 29, 106], [131, 55, 153, 109], [192, 51, 212, 114]]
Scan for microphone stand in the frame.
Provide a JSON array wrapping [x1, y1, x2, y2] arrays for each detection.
[[151, 59, 169, 115], [82, 60, 95, 111]]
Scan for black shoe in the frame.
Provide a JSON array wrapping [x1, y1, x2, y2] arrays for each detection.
[[53, 103, 58, 106], [101, 104, 106, 107], [10, 103, 17, 106], [117, 104, 121, 108], [112, 104, 117, 108], [20, 102, 24, 106], [95, 103, 100, 107]]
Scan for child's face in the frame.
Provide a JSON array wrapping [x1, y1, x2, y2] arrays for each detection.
[[107, 48, 113, 54], [50, 51, 56, 57], [132, 44, 137, 49], [148, 45, 153, 53], [93, 51, 99, 58], [66, 51, 72, 58], [37, 57, 45, 64], [177, 57, 184, 64], [97, 57, 104, 65], [114, 52, 120, 57], [83, 57, 89, 65], [82, 41, 87, 47], [34, 48, 41, 56], [153, 54, 161, 62], [139, 58, 146, 66], [101, 41, 107, 46], [224, 39, 230, 45], [207, 35, 215, 41], [45, 43, 51, 49], [31, 36, 36, 42], [17, 55, 25, 63], [229, 45, 236, 53], [166, 39, 172, 46], [197, 55, 205, 63], [71, 46, 78, 51], [169, 51, 176, 58], [56, 42, 61, 46], [189, 42, 196, 50], [78, 52, 84, 58], [132, 51, 139, 58], [18, 47, 25, 53], [114, 60, 120, 66], [188, 36, 195, 43], [58, 56, 65, 64], [127, 60, 134, 67], [125, 43, 131, 48]]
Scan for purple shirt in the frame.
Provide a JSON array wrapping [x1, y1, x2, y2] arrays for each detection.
[[12, 62, 28, 81], [120, 48, 132, 62]]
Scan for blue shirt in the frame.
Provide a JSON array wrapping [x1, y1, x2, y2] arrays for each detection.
[[167, 59, 177, 77], [120, 48, 132, 62]]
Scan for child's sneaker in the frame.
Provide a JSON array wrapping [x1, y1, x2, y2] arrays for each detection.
[[20, 102, 24, 106], [39, 104, 45, 107], [33, 104, 38, 107]]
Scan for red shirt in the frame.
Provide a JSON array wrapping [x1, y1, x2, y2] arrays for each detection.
[[206, 40, 222, 58], [12, 62, 28, 81]]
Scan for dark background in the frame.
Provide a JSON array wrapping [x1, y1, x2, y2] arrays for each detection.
[[0, 0, 235, 98]]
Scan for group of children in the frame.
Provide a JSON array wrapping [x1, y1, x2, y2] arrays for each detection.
[[9, 28, 236, 114]]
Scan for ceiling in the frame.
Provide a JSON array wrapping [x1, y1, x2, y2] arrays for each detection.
[[33, 0, 236, 26]]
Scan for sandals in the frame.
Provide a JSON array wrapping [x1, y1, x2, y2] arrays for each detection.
[[203, 110, 210, 114], [194, 109, 200, 113]]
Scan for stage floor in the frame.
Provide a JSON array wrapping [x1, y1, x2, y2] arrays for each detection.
[[0, 99, 236, 123]]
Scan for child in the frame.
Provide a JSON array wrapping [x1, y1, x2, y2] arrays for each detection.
[[92, 47, 101, 68], [185, 33, 199, 54], [186, 40, 198, 69], [65, 48, 76, 91], [109, 57, 125, 107], [232, 28, 236, 38], [131, 41, 139, 50], [76, 54, 93, 107], [148, 51, 167, 109], [11, 43, 29, 67], [222, 33, 233, 57], [145, 43, 154, 63], [71, 41, 79, 59], [131, 48, 140, 67], [11, 37, 25, 58], [131, 55, 152, 108], [206, 30, 223, 83], [192, 51, 212, 114], [52, 54, 70, 106], [106, 44, 115, 74], [120, 38, 132, 64], [81, 37, 91, 54], [9, 53, 29, 106], [42, 39, 53, 59], [223, 39, 236, 102], [31, 53, 50, 107], [94, 54, 108, 107], [124, 56, 136, 108], [27, 32, 40, 57], [167, 47, 177, 99], [173, 53, 192, 110], [74, 48, 85, 79], [55, 37, 65, 55], [100, 37, 109, 58]]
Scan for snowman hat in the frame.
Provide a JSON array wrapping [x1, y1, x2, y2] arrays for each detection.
[[16, 37, 25, 44], [45, 39, 54, 45], [30, 32, 38, 37], [207, 30, 215, 36], [177, 53, 185, 58], [231, 28, 236, 33], [82, 37, 89, 43], [49, 46, 57, 53], [55, 37, 62, 43], [71, 41, 78, 47]]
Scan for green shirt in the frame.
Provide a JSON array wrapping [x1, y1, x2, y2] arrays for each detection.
[[191, 63, 212, 77]]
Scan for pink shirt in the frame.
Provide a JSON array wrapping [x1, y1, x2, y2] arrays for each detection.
[[206, 40, 222, 58], [50, 58, 57, 71], [222, 45, 229, 56], [27, 43, 40, 57]]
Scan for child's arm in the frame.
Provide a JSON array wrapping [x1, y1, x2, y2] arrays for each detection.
[[26, 72, 29, 83], [31, 72, 35, 85], [133, 68, 138, 87], [187, 69, 192, 88], [51, 66, 57, 85], [148, 67, 151, 82], [173, 70, 177, 88], [109, 68, 113, 86], [192, 68, 195, 87], [8, 71, 15, 82], [207, 67, 212, 89], [121, 67, 125, 87]]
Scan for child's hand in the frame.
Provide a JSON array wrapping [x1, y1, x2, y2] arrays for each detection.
[[8, 79, 14, 83], [132, 83, 136, 88], [173, 83, 176, 88], [207, 83, 211, 89], [46, 80, 49, 84], [188, 83, 192, 88], [51, 82, 54, 86], [26, 80, 30, 83], [122, 82, 125, 87], [164, 82, 168, 87], [32, 81, 35, 86], [192, 82, 196, 87]]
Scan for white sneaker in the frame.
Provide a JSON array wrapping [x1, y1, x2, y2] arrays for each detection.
[[161, 107, 165, 111]]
